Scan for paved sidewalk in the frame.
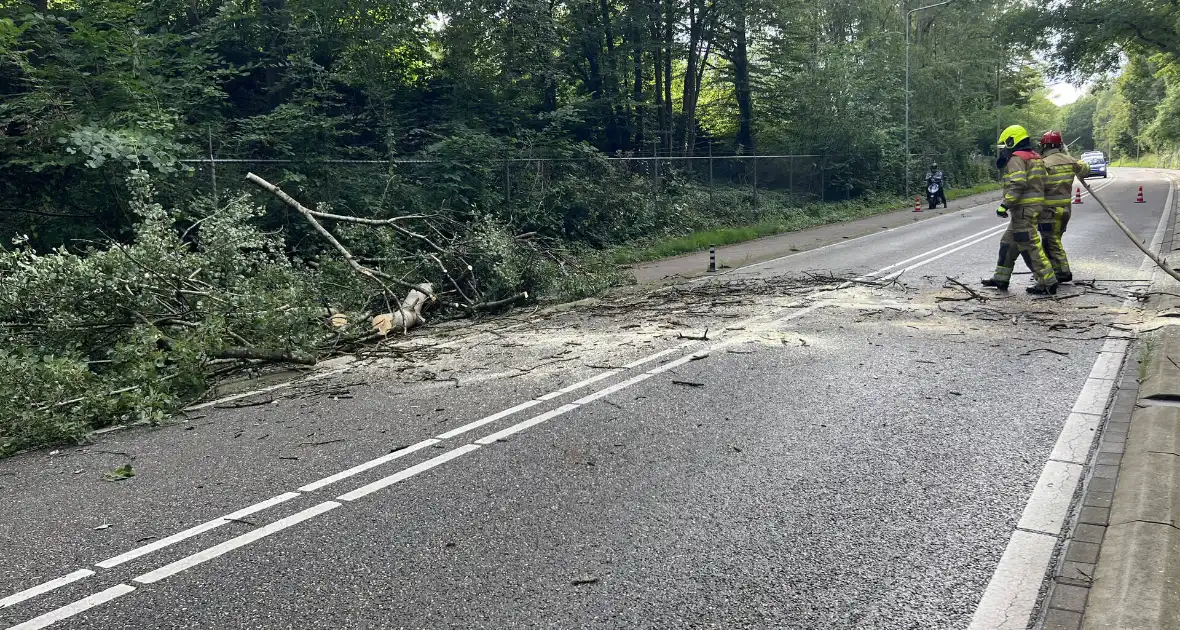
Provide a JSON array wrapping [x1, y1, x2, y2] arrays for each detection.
[[630, 188, 1002, 283]]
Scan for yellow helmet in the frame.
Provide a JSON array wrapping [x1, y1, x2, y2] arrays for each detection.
[[997, 125, 1029, 149]]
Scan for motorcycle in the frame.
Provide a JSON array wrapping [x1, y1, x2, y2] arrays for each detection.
[[926, 180, 945, 209]]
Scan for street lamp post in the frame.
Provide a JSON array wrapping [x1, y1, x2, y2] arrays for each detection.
[[905, 1, 951, 197]]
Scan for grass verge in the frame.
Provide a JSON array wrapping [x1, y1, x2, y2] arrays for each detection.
[[1110, 154, 1180, 169], [612, 182, 1001, 265]]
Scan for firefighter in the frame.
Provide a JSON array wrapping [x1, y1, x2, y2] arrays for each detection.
[[981, 124, 1059, 294], [1039, 130, 1089, 283]]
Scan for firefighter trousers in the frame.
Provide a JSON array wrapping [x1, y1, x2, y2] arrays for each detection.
[[991, 207, 1058, 286], [1038, 205, 1071, 277]]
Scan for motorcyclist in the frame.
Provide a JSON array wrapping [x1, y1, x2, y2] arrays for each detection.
[[925, 163, 947, 208]]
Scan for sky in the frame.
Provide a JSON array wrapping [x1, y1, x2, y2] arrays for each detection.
[[1048, 82, 1085, 106]]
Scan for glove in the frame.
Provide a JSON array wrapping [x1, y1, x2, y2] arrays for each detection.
[[996, 205, 1009, 219]]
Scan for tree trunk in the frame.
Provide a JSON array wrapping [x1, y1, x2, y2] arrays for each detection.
[[663, 0, 674, 154], [732, 0, 753, 151], [681, 0, 713, 157], [632, 18, 646, 148], [652, 4, 666, 155]]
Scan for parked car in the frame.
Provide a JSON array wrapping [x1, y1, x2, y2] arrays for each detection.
[[1080, 152, 1108, 179]]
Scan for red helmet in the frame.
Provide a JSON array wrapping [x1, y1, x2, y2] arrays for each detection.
[[1041, 130, 1063, 147]]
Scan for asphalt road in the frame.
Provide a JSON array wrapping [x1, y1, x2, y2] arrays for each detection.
[[1, 169, 1174, 630]]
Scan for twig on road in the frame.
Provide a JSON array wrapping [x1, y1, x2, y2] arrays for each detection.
[[1022, 348, 1070, 357], [938, 278, 988, 303]]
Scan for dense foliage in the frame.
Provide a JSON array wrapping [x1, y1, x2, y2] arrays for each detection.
[[1021, 0, 1180, 164], [0, 0, 1064, 452]]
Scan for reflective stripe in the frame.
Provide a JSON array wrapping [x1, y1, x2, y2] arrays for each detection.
[[1044, 199, 1072, 207]]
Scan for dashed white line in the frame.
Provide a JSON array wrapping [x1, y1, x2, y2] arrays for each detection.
[[0, 570, 95, 610], [536, 370, 623, 401], [298, 440, 440, 492], [434, 400, 544, 440], [7, 584, 136, 630], [572, 373, 656, 406], [97, 492, 302, 568], [1, 194, 1057, 627], [336, 445, 482, 502], [473, 405, 581, 446], [622, 343, 698, 369], [133, 501, 342, 585]]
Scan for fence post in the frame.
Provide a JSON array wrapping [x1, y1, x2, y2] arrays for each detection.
[[708, 143, 714, 207], [788, 155, 794, 205], [503, 150, 511, 206], [819, 160, 824, 203], [208, 127, 217, 209], [752, 147, 758, 212]]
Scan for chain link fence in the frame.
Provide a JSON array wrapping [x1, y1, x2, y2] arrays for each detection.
[[179, 152, 994, 218]]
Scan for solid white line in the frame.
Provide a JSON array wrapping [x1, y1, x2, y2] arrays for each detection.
[[133, 501, 342, 584], [537, 370, 623, 401], [336, 445, 481, 501], [7, 584, 135, 630], [97, 492, 302, 568], [474, 405, 581, 446], [622, 343, 698, 369], [967, 531, 1058, 630], [881, 228, 1006, 281], [298, 440, 439, 492], [0, 570, 95, 610], [864, 224, 1009, 278], [968, 171, 1172, 628], [435, 401, 543, 440], [572, 373, 656, 406]]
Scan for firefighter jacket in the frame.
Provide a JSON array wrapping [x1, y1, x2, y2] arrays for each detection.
[[1000, 149, 1046, 211], [1042, 148, 1090, 208]]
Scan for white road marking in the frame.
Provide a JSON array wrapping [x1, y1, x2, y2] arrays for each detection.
[[473, 405, 581, 446], [536, 370, 623, 401], [572, 373, 656, 406], [0, 570, 95, 610], [132, 501, 342, 584], [622, 342, 699, 369], [969, 172, 1173, 628], [435, 400, 543, 440], [336, 445, 481, 501], [298, 440, 439, 492], [7, 584, 135, 630], [97, 492, 301, 568], [967, 531, 1058, 630], [880, 228, 1006, 281], [2, 185, 1085, 624], [865, 224, 1010, 278]]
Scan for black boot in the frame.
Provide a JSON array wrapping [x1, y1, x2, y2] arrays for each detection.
[[1056, 272, 1073, 283], [1026, 283, 1059, 295], [981, 278, 1009, 291]]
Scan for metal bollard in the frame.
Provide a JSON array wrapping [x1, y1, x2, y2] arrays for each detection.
[[708, 244, 716, 273]]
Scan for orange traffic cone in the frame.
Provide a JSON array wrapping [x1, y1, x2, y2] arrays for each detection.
[[1136, 186, 1146, 203], [1073, 187, 1083, 204], [914, 196, 922, 213]]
